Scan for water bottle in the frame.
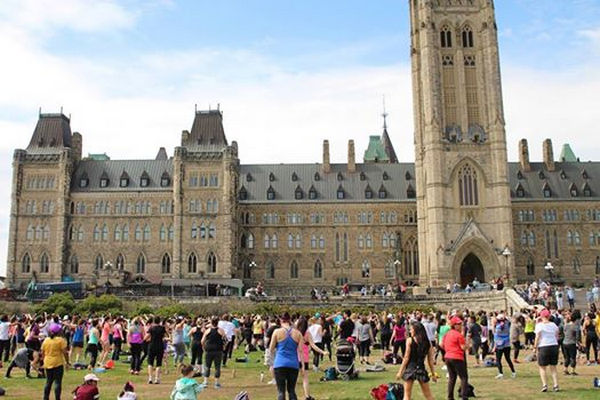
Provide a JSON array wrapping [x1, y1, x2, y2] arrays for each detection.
[[260, 371, 265, 383]]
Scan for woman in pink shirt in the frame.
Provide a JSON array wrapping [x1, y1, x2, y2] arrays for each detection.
[[391, 319, 407, 364], [99, 316, 112, 365], [111, 317, 125, 361]]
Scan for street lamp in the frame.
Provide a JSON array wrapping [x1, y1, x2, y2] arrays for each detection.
[[544, 262, 554, 280], [502, 246, 511, 283], [394, 259, 401, 278]]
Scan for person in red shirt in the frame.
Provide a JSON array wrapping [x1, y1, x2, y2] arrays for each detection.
[[72, 373, 100, 400], [441, 316, 470, 400]]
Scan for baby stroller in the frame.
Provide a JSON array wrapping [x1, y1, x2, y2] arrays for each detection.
[[335, 339, 358, 380]]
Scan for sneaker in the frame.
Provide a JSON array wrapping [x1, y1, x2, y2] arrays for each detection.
[[511, 372, 517, 379], [215, 382, 221, 389], [495, 373, 504, 379], [313, 366, 319, 372], [154, 378, 160, 385], [148, 379, 153, 384], [553, 385, 559, 392], [571, 371, 578, 376], [541, 385, 548, 392], [267, 379, 276, 385], [441, 365, 447, 371]]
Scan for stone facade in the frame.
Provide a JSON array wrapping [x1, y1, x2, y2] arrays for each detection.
[[6, 1, 600, 290]]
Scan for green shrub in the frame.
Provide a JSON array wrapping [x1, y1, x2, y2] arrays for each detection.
[[33, 292, 76, 316], [75, 294, 123, 316]]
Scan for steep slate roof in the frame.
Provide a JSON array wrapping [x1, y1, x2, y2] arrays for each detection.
[[508, 161, 600, 200], [184, 110, 228, 147], [363, 136, 390, 162], [559, 144, 577, 162], [155, 147, 169, 160], [381, 127, 398, 163], [71, 159, 173, 192], [239, 163, 415, 203], [27, 113, 72, 151]]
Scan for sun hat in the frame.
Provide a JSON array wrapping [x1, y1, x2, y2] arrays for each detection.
[[49, 323, 62, 334], [84, 373, 99, 382], [497, 313, 505, 320]]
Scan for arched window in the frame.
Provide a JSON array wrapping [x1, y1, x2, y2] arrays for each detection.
[[191, 221, 198, 239], [42, 225, 50, 241], [271, 234, 278, 249], [462, 25, 474, 47], [134, 224, 142, 241], [295, 234, 301, 248], [69, 255, 79, 274], [122, 225, 129, 241], [335, 233, 340, 262], [114, 225, 122, 242], [290, 260, 299, 279], [361, 260, 370, 278], [95, 254, 103, 271], [207, 252, 217, 274], [40, 253, 49, 273], [404, 238, 419, 276], [188, 253, 197, 273], [545, 230, 551, 258], [365, 233, 373, 249], [319, 235, 325, 249], [264, 234, 270, 249], [143, 224, 151, 241], [93, 225, 100, 241], [266, 261, 275, 279], [526, 257, 534, 276], [101, 224, 108, 241], [116, 254, 125, 270], [288, 233, 294, 249], [159, 225, 166, 241], [314, 259, 323, 278], [200, 222, 207, 239], [458, 163, 479, 206], [26, 225, 34, 241], [441, 25, 452, 48], [136, 254, 146, 274], [208, 222, 216, 239], [168, 224, 174, 241], [358, 234, 365, 249], [161, 253, 171, 274], [343, 233, 349, 261], [22, 253, 31, 273]]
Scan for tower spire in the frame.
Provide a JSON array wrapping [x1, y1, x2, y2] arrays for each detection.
[[382, 95, 388, 131]]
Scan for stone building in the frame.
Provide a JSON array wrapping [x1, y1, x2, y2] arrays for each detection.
[[6, 0, 600, 290]]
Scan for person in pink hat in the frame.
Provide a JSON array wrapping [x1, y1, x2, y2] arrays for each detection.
[[534, 309, 560, 392]]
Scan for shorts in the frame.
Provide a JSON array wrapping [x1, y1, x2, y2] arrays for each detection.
[[72, 342, 84, 348], [26, 341, 40, 352], [299, 362, 309, 370], [537, 345, 559, 367], [253, 334, 262, 340], [148, 348, 164, 367]]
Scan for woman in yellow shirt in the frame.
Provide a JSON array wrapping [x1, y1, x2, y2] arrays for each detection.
[[40, 323, 69, 400]]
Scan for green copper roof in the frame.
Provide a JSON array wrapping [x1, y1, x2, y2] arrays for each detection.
[[559, 144, 577, 162], [363, 135, 389, 163], [87, 153, 110, 161]]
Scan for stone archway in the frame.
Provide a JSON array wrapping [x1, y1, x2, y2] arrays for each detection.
[[460, 253, 484, 287]]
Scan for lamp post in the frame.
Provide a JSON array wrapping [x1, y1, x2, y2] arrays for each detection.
[[544, 262, 554, 280], [394, 259, 402, 280], [502, 246, 511, 284]]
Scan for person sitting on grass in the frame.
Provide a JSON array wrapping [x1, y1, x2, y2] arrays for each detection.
[[72, 373, 100, 400], [170, 364, 204, 400], [117, 381, 137, 400]]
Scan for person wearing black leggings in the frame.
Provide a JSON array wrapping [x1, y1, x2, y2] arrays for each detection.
[[493, 315, 516, 379], [41, 324, 69, 400], [189, 319, 204, 368], [442, 317, 470, 400], [583, 314, 598, 364]]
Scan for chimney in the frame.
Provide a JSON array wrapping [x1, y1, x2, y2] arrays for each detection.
[[543, 138, 555, 172], [348, 140, 356, 173], [71, 132, 82, 163], [518, 139, 531, 172], [322, 140, 331, 173]]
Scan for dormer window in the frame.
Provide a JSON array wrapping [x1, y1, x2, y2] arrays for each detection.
[[560, 170, 567, 180], [239, 186, 248, 200], [291, 172, 298, 182], [294, 186, 303, 200], [378, 185, 387, 199], [570, 183, 578, 197], [337, 172, 344, 181], [515, 184, 525, 198], [308, 186, 317, 200], [405, 171, 412, 180], [538, 170, 545, 180], [583, 183, 592, 197], [543, 183, 552, 198], [246, 173, 252, 182], [100, 178, 109, 188], [267, 186, 275, 200], [582, 169, 589, 179], [140, 172, 150, 187], [79, 174, 89, 188], [407, 184, 416, 199], [160, 172, 170, 187], [517, 170, 523, 180], [360, 172, 366, 181], [365, 185, 373, 199], [120, 171, 130, 188], [382, 171, 389, 181], [337, 185, 345, 200], [314, 172, 320, 181], [269, 172, 275, 182]]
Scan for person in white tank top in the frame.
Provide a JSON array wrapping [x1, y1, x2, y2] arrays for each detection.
[[307, 318, 324, 370]]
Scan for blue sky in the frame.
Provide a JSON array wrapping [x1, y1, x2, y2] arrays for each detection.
[[1, 0, 600, 276]]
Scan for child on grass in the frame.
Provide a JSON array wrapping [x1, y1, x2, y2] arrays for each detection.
[[170, 364, 203, 400]]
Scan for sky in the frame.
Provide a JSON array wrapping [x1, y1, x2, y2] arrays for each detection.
[[2, 0, 600, 277]]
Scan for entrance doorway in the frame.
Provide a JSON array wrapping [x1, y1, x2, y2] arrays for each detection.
[[460, 253, 485, 287]]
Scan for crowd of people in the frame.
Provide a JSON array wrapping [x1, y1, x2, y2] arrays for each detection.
[[0, 292, 599, 399]]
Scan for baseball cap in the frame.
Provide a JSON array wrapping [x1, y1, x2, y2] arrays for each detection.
[[450, 316, 463, 326], [539, 309, 550, 318], [84, 373, 99, 382]]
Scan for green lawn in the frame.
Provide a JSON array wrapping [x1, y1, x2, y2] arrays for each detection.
[[1, 347, 599, 399]]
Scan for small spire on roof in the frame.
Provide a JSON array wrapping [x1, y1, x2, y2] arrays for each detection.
[[382, 95, 388, 131]]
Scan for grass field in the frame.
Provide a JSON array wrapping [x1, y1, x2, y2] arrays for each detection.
[[1, 347, 599, 399]]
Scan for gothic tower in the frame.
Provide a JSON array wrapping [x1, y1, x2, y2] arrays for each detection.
[[409, 0, 515, 286]]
